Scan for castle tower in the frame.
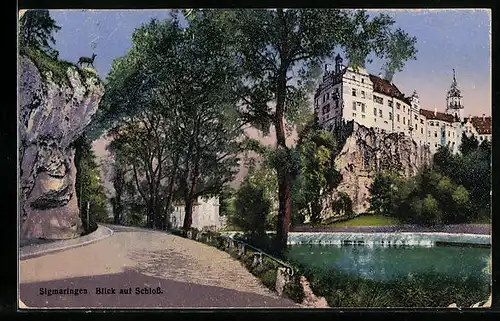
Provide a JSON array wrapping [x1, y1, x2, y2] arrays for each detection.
[[446, 69, 464, 121]]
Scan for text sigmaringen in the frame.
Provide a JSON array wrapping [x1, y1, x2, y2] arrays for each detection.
[[39, 287, 164, 296]]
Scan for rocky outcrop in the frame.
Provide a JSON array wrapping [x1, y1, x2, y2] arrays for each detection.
[[324, 121, 431, 217], [19, 55, 104, 243], [299, 276, 329, 308]]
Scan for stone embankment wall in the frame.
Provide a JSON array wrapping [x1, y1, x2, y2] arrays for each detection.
[[19, 55, 104, 243]]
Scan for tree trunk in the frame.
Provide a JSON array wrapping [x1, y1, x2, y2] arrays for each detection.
[[274, 56, 292, 254], [164, 155, 180, 230], [182, 167, 199, 230]]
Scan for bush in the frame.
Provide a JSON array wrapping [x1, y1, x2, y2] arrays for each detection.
[[283, 275, 305, 303], [260, 269, 278, 290], [296, 263, 489, 307], [230, 179, 272, 236]]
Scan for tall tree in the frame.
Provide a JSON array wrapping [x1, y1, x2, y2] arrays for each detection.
[[218, 9, 418, 253], [19, 10, 61, 58], [100, 15, 243, 230]]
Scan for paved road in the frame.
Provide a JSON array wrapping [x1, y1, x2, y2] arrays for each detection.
[[19, 225, 297, 309]]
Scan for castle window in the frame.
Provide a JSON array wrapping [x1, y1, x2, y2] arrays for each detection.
[[396, 102, 401, 109], [389, 112, 393, 120], [379, 109, 383, 117], [434, 132, 438, 138], [352, 88, 357, 96], [388, 101, 393, 107], [448, 132, 450, 137], [416, 124, 418, 129], [374, 96, 383, 104], [361, 103, 366, 113], [336, 100, 339, 109], [353, 75, 356, 81], [430, 121, 434, 126], [414, 115, 418, 120], [421, 128, 423, 134], [428, 131, 430, 137], [362, 114, 366, 119], [326, 93, 330, 100], [397, 114, 400, 122], [420, 119, 424, 124], [352, 102, 356, 111], [361, 78, 364, 83], [361, 91, 365, 99], [374, 108, 377, 116], [403, 105, 406, 112], [403, 117, 406, 125], [353, 113, 356, 117], [323, 95, 326, 103]]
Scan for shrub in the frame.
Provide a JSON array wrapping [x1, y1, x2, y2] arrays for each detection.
[[283, 275, 305, 303], [260, 269, 278, 290]]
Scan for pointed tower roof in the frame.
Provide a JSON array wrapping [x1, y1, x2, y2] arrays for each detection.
[[447, 69, 462, 98]]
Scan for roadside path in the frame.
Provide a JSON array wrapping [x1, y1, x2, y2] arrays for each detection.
[[19, 224, 297, 308]]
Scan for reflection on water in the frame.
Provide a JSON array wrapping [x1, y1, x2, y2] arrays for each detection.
[[287, 245, 491, 282]]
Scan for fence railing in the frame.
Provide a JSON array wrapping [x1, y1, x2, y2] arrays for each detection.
[[185, 229, 295, 277]]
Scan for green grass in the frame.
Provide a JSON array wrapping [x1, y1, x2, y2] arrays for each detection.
[[315, 215, 401, 228], [22, 46, 100, 87]]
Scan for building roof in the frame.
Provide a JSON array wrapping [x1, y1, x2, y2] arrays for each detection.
[[469, 116, 492, 135], [419, 109, 459, 123], [369, 74, 411, 104]]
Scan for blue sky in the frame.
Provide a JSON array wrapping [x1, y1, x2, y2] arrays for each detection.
[[49, 9, 491, 117]]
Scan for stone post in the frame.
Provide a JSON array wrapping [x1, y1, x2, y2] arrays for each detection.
[[238, 243, 245, 256], [252, 252, 263, 267], [275, 267, 291, 296]]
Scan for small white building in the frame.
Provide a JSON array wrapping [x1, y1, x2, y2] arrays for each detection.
[[314, 55, 491, 155], [170, 197, 224, 231]]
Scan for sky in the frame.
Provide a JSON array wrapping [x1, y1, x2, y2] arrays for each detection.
[[49, 9, 491, 118]]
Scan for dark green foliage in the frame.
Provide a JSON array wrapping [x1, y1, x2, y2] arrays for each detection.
[[283, 275, 305, 303], [230, 176, 273, 236], [369, 167, 474, 226], [74, 135, 109, 234], [331, 192, 354, 218], [290, 260, 489, 307], [293, 122, 343, 224], [19, 10, 61, 59]]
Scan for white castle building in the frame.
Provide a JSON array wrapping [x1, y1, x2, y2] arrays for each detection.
[[314, 54, 491, 155]]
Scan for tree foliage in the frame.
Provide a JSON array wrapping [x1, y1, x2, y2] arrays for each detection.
[[74, 135, 109, 233], [100, 14, 243, 230], [19, 10, 61, 59], [294, 121, 342, 223], [213, 8, 418, 252]]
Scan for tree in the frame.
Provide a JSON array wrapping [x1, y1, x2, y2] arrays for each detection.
[[74, 134, 108, 233], [19, 10, 61, 59], [459, 133, 479, 156], [295, 122, 342, 223], [217, 9, 418, 253], [99, 15, 243, 230], [231, 178, 272, 236]]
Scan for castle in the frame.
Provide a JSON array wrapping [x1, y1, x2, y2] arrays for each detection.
[[314, 54, 491, 155]]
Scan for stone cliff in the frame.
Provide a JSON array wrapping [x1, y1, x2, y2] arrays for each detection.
[[323, 121, 431, 218], [19, 53, 104, 243]]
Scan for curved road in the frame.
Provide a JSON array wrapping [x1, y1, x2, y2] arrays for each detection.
[[19, 225, 297, 309]]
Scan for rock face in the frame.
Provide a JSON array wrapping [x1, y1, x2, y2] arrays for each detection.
[[299, 276, 329, 308], [324, 121, 431, 217], [19, 55, 104, 243]]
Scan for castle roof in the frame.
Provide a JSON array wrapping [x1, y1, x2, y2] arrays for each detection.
[[369, 74, 411, 105], [468, 116, 492, 135], [419, 109, 459, 123]]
